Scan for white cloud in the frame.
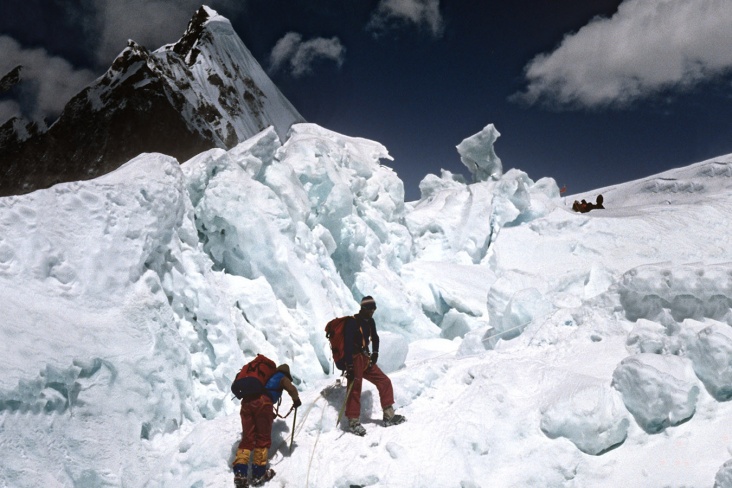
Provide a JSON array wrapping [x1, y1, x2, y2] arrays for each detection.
[[0, 36, 97, 125], [0, 100, 21, 126], [515, 0, 732, 109], [269, 33, 346, 78], [368, 0, 444, 38]]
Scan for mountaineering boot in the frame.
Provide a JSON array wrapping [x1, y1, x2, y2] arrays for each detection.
[[233, 450, 251, 487], [250, 468, 275, 486], [383, 405, 406, 427], [250, 448, 273, 486], [233, 472, 249, 488], [348, 417, 367, 436]]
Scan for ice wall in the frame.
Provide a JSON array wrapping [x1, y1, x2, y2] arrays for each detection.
[[185, 124, 440, 352], [4, 121, 557, 485], [3, 121, 732, 487], [0, 154, 245, 486]]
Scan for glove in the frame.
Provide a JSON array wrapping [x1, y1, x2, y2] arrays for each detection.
[[293, 396, 302, 408], [370, 352, 379, 366], [345, 364, 354, 381]]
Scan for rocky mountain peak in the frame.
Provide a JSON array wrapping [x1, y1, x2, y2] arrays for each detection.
[[0, 65, 23, 94], [0, 6, 304, 197], [172, 6, 212, 62]]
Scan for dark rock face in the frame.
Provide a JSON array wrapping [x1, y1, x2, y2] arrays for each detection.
[[0, 66, 22, 94], [0, 48, 211, 196], [0, 92, 208, 197], [173, 6, 210, 63], [0, 6, 303, 197]]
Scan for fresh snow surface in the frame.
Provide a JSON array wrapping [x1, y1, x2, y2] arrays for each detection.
[[1, 122, 732, 487]]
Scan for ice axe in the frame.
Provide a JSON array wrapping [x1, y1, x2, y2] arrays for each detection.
[[289, 407, 297, 454], [336, 359, 371, 427], [336, 380, 355, 427]]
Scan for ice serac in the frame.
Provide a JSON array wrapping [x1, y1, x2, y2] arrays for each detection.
[[612, 353, 700, 434], [402, 126, 559, 342], [0, 154, 249, 487], [0, 6, 304, 197], [186, 123, 439, 359], [456, 123, 503, 182], [540, 381, 629, 455]]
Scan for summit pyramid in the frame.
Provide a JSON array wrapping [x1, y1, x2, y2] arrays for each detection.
[[0, 6, 304, 197]]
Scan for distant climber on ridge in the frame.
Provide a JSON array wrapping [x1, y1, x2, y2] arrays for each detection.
[[593, 194, 605, 210], [572, 194, 605, 213]]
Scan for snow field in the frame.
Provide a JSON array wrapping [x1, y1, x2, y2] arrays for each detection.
[[2, 123, 732, 486]]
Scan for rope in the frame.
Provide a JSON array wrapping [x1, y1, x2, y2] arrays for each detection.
[[269, 395, 324, 467], [283, 324, 535, 483], [294, 394, 323, 438], [273, 397, 295, 419], [305, 394, 328, 488], [479, 322, 532, 345]]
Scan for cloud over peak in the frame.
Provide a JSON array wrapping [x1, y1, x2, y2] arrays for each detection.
[[0, 36, 96, 126], [368, 0, 444, 38], [515, 0, 732, 110], [269, 33, 346, 78], [89, 0, 244, 65]]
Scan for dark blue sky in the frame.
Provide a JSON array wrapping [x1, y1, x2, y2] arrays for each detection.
[[3, 0, 732, 201]]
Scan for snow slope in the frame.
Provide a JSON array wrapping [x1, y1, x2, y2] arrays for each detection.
[[1, 123, 732, 487], [153, 6, 305, 143]]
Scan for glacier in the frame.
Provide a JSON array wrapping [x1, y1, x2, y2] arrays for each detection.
[[1, 122, 732, 487]]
